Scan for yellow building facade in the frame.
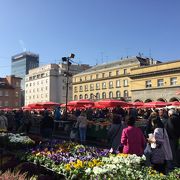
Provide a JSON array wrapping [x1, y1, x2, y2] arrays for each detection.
[[72, 57, 157, 101], [130, 60, 180, 102]]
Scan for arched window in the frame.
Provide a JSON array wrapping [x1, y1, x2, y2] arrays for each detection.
[[109, 91, 113, 98], [102, 92, 106, 99], [90, 93, 94, 100], [85, 94, 88, 99], [74, 95, 78, 100], [124, 90, 128, 97], [96, 93, 100, 100], [116, 91, 121, 98], [79, 94, 83, 99]]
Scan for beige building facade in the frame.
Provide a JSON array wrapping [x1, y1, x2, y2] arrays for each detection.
[[25, 63, 90, 105], [130, 60, 180, 102], [72, 57, 158, 101]]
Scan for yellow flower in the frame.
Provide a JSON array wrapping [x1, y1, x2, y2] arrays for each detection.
[[88, 161, 94, 168], [35, 152, 40, 156], [77, 160, 83, 167], [65, 164, 71, 171]]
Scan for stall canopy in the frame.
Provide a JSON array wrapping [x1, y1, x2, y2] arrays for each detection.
[[132, 102, 144, 108], [96, 99, 128, 108], [67, 99, 95, 108], [144, 101, 171, 108], [170, 101, 180, 107]]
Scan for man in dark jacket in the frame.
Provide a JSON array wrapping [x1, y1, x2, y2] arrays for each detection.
[[40, 111, 54, 138], [166, 109, 180, 168]]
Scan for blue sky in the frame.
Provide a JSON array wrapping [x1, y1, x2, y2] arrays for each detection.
[[0, 0, 180, 77]]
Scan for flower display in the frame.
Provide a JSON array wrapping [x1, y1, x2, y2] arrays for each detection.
[[23, 140, 180, 180], [0, 133, 35, 150]]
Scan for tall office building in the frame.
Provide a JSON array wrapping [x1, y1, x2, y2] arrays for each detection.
[[11, 52, 39, 105]]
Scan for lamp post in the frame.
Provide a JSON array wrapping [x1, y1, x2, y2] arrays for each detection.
[[62, 53, 75, 121]]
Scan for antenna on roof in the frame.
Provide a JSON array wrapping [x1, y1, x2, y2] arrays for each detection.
[[101, 52, 104, 63], [149, 48, 152, 58]]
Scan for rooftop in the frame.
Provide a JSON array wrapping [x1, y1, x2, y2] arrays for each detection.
[[75, 56, 159, 75]]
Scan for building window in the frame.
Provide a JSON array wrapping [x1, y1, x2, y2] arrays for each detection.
[[80, 78, 82, 82], [90, 93, 94, 100], [5, 91, 9, 96], [124, 90, 128, 97], [90, 75, 93, 80], [26, 84, 28, 87], [96, 93, 100, 100], [46, 79, 48, 83], [74, 95, 78, 100], [90, 84, 94, 91], [157, 79, 164, 87], [74, 86, 78, 93], [30, 83, 32, 87], [84, 85, 88, 91], [145, 80, 152, 88], [116, 80, 120, 87], [96, 74, 99, 79], [124, 69, 127, 74], [4, 101, 8, 106], [37, 88, 39, 92], [41, 87, 43, 91], [116, 70, 120, 76], [15, 102, 18, 106], [15, 91, 19, 97], [102, 92, 106, 99], [0, 90, 3, 96], [170, 77, 177, 85], [109, 91, 113, 98], [102, 73, 105, 78], [109, 72, 112, 77], [79, 86, 83, 92], [102, 82, 106, 89], [123, 79, 128, 87], [16, 82, 20, 87], [116, 91, 121, 98], [85, 94, 88, 99], [45, 86, 48, 90], [96, 83, 100, 90], [109, 81, 113, 88], [79, 94, 83, 99]]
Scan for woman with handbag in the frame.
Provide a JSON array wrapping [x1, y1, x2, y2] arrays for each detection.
[[147, 117, 173, 174], [107, 114, 124, 153]]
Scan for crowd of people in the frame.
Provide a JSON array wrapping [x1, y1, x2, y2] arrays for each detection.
[[0, 106, 179, 174]]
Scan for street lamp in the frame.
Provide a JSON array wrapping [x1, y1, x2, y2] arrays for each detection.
[[62, 54, 75, 121]]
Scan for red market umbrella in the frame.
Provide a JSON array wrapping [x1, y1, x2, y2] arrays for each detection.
[[170, 101, 180, 106], [144, 101, 171, 108], [68, 99, 94, 107], [37, 101, 61, 106], [22, 106, 32, 110], [132, 102, 144, 108], [96, 99, 128, 108]]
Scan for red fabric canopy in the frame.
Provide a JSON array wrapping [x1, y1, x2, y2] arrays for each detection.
[[67, 99, 94, 107], [96, 99, 128, 108], [170, 101, 180, 106], [37, 102, 60, 106], [144, 101, 171, 108]]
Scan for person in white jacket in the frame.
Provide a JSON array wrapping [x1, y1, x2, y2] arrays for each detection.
[[76, 111, 88, 144], [148, 116, 172, 174]]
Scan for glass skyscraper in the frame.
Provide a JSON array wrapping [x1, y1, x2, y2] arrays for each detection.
[[11, 52, 39, 105]]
